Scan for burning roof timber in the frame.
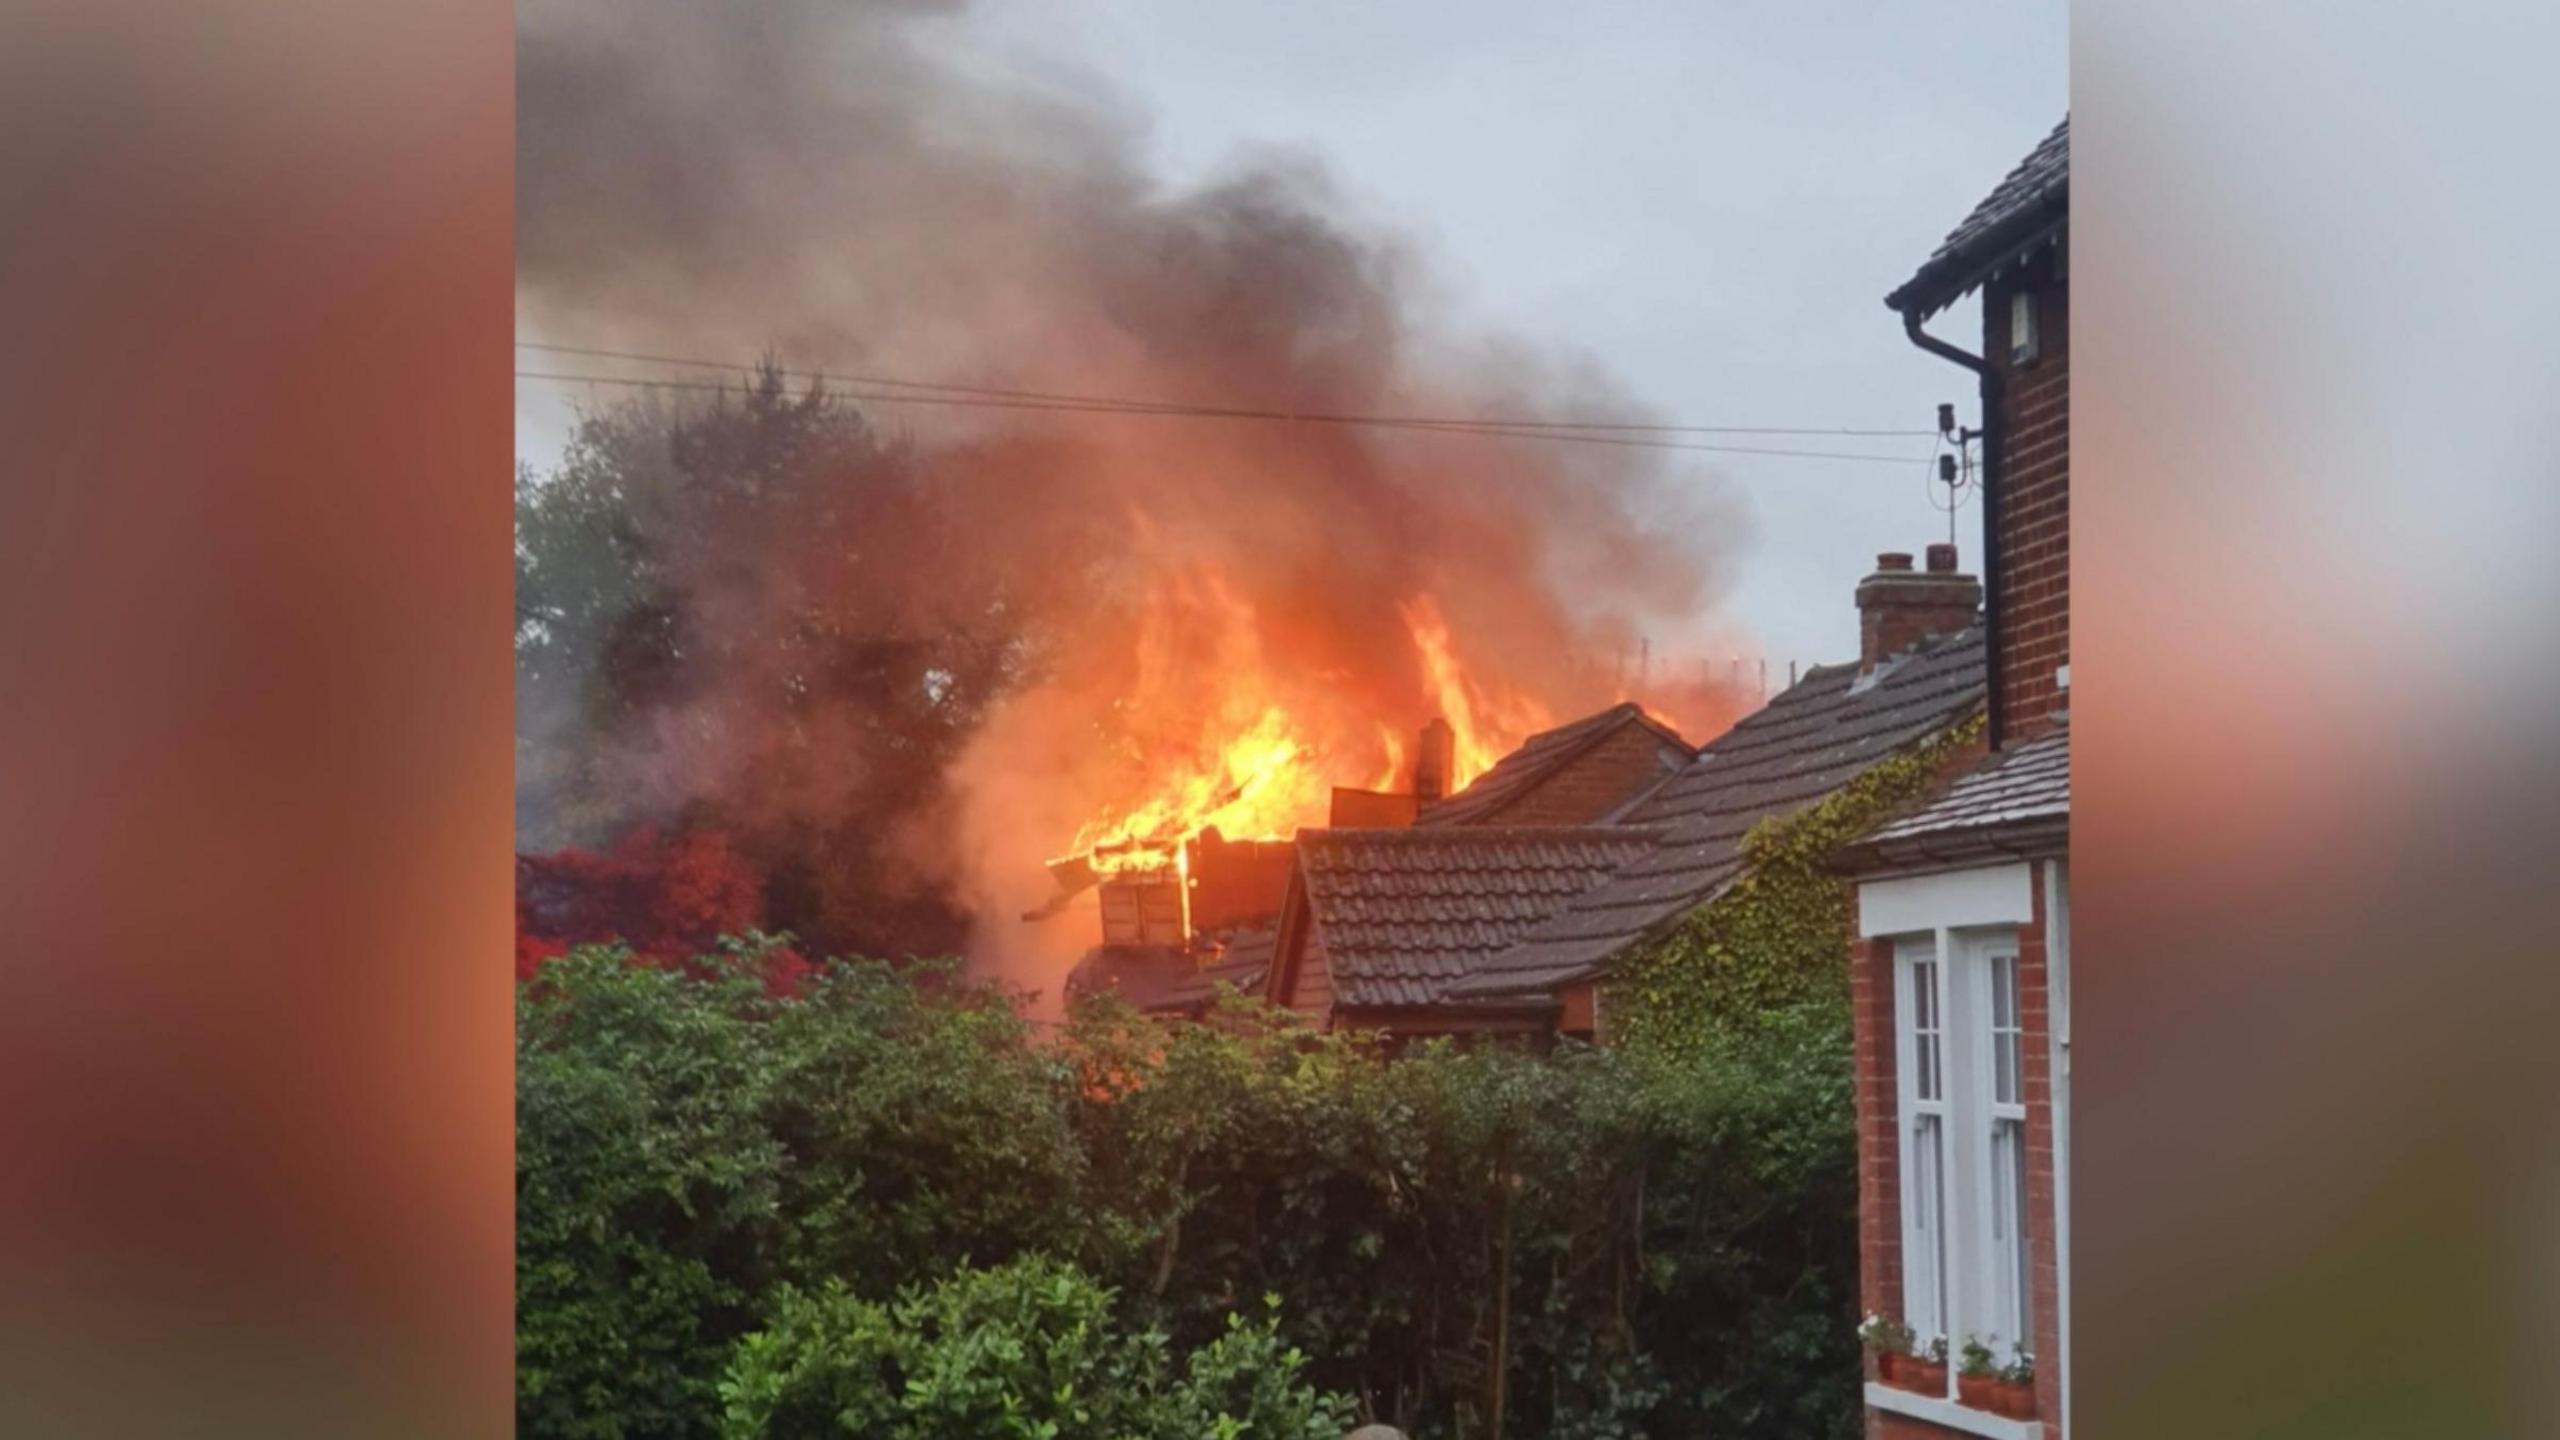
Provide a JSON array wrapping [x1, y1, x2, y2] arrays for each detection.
[[1059, 700, 1712, 1016]]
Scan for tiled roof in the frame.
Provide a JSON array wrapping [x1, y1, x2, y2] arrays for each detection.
[[1152, 927, 1277, 1014], [1841, 716, 2068, 870], [1295, 826, 1665, 1010], [1446, 626, 1986, 998], [1415, 702, 1691, 829], [1887, 116, 2069, 319]]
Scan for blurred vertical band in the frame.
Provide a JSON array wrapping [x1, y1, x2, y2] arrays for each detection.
[[2079, 3, 2560, 1436], [0, 1, 512, 1435]]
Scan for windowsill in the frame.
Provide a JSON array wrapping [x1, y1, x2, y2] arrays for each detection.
[[1865, 1382, 2043, 1438]]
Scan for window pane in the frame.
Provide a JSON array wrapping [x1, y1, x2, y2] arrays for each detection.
[[1991, 952, 2022, 1106], [2012, 1119, 2033, 1350], [1912, 1112, 1945, 1339], [1993, 1117, 2033, 1352]]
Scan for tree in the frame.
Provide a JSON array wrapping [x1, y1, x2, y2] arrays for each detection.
[[514, 366, 1035, 959]]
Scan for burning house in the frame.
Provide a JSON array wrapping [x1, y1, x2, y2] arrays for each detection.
[[1047, 701, 1706, 1017], [1046, 585, 1987, 1042], [1262, 550, 1988, 1042], [1048, 827, 1300, 1014]]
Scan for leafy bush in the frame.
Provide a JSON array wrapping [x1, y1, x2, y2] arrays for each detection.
[[517, 948, 786, 1438], [1060, 994, 1861, 1439], [520, 947, 1864, 1439], [717, 1256, 1351, 1440], [517, 944, 1085, 1438]]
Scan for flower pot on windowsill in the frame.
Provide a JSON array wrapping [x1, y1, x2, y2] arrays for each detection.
[[1874, 1351, 1904, 1385], [1891, 1358, 1947, 1395], [1992, 1379, 2037, 1419], [1956, 1372, 1999, 1410]]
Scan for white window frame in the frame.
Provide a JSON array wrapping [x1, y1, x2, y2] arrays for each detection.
[[1893, 938, 1950, 1348], [1893, 924, 2037, 1395], [1974, 934, 2033, 1360], [2047, 862, 2071, 1434]]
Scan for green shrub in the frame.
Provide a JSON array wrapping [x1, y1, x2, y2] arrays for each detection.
[[521, 945, 1872, 1438], [517, 943, 1087, 1439], [517, 947, 787, 1438], [1062, 995, 1861, 1439], [716, 1256, 1351, 1440]]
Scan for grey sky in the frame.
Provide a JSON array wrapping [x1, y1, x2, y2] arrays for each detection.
[[518, 2, 2065, 672]]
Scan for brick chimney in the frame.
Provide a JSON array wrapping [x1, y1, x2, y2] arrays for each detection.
[[1414, 718, 1456, 802], [1856, 544, 1980, 674]]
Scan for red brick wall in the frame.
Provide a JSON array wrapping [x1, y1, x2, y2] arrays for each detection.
[[1853, 860, 2064, 1440], [1851, 931, 1902, 1341], [1483, 724, 1686, 825], [1858, 561, 1981, 674], [1558, 981, 1596, 1038], [1875, 1415, 1975, 1440], [1986, 250, 2069, 741], [1329, 786, 1421, 827], [2020, 866, 2063, 1436]]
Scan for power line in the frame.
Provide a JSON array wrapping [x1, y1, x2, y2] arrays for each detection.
[[514, 367, 1932, 466], [514, 341, 1935, 439], [514, 370, 1925, 463]]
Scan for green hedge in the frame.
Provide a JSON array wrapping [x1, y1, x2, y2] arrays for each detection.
[[519, 936, 1876, 1439]]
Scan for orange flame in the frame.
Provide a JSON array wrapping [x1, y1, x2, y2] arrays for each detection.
[[1068, 704, 1329, 873], [1050, 583, 1555, 873], [1368, 724, 1407, 793], [1400, 594, 1554, 789]]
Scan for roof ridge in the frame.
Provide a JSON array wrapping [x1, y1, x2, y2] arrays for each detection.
[[1306, 823, 1667, 845], [1445, 629, 1988, 998], [1415, 699, 1691, 829]]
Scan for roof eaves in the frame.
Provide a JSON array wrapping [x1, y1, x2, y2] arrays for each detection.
[[1885, 117, 2071, 320], [1886, 198, 2067, 320], [1833, 811, 2069, 878]]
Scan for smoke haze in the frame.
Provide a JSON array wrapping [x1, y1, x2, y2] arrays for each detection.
[[517, 0, 1752, 997]]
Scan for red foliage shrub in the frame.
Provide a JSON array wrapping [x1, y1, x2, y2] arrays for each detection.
[[649, 827, 762, 952], [515, 932, 571, 985], [516, 826, 793, 991]]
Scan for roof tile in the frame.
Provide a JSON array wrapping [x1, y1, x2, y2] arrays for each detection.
[[1293, 825, 1665, 1010], [1415, 702, 1692, 828], [1887, 116, 2069, 318], [1848, 714, 2069, 863], [1445, 626, 1986, 997]]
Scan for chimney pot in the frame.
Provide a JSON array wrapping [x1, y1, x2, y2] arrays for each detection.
[[1926, 542, 1959, 574], [1876, 551, 1914, 573]]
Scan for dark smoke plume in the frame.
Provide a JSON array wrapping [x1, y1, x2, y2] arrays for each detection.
[[516, 0, 1752, 997]]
